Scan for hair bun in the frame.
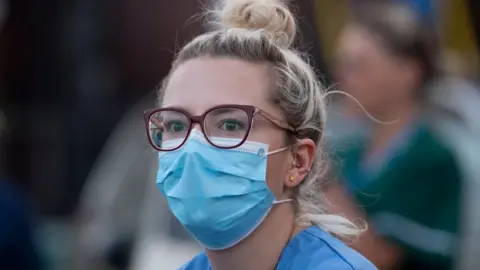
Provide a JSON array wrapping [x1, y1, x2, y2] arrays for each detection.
[[218, 0, 296, 48]]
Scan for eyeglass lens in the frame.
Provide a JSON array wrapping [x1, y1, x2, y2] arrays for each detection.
[[148, 107, 250, 150]]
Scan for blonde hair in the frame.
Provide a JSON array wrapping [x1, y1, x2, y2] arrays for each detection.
[[158, 0, 361, 238]]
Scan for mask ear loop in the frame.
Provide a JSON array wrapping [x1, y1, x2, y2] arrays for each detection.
[[267, 146, 290, 156]]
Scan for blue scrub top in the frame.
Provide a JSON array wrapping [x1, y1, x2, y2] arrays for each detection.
[[180, 226, 376, 269]]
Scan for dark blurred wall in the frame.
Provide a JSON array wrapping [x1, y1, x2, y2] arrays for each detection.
[[1, 0, 69, 215], [111, 0, 328, 93], [0, 0, 204, 216], [112, 0, 204, 98], [467, 0, 480, 51]]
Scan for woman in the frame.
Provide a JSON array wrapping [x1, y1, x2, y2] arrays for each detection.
[[330, 2, 462, 270], [143, 0, 376, 269]]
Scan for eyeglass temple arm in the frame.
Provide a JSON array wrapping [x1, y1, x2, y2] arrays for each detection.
[[255, 108, 295, 132]]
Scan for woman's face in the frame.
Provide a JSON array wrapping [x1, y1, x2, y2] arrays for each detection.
[[335, 25, 417, 113], [162, 57, 295, 198]]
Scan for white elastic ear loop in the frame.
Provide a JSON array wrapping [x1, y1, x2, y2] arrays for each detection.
[[266, 146, 290, 156], [273, 198, 293, 204], [266, 146, 294, 204]]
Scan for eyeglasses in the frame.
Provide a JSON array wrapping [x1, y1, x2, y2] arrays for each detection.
[[144, 104, 295, 151]]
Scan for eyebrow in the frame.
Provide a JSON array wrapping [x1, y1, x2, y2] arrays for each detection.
[[208, 108, 243, 116]]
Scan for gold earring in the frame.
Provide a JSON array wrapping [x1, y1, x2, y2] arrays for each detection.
[[289, 175, 295, 182]]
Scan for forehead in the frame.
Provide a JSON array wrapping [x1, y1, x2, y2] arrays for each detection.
[[162, 57, 274, 114], [338, 25, 387, 59]]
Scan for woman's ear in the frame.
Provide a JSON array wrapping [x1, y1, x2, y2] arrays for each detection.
[[285, 138, 316, 188]]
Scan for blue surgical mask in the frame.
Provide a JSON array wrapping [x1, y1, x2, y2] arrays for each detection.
[[157, 130, 292, 250]]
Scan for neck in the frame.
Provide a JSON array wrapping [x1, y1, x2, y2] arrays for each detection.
[[206, 203, 296, 270], [368, 102, 420, 156]]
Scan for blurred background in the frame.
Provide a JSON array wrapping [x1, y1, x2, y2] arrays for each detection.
[[0, 0, 478, 269]]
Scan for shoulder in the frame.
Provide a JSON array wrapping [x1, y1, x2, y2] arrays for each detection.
[[278, 226, 377, 270], [398, 125, 461, 184], [178, 252, 209, 270], [423, 127, 454, 155], [407, 125, 457, 165]]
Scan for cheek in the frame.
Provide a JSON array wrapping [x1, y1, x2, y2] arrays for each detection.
[[349, 65, 395, 107], [375, 66, 408, 102], [342, 71, 379, 109], [265, 153, 289, 197], [338, 61, 377, 97], [262, 131, 290, 197]]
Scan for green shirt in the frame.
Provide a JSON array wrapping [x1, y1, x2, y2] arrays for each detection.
[[333, 123, 462, 270]]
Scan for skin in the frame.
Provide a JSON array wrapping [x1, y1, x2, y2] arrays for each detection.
[[330, 24, 427, 269], [163, 57, 315, 270], [336, 24, 424, 155], [336, 25, 421, 113]]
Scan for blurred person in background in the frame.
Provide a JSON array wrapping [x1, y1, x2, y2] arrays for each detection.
[[327, 2, 464, 270], [0, 110, 42, 270], [145, 0, 377, 269]]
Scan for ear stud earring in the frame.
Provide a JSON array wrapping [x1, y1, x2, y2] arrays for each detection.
[[288, 175, 295, 182]]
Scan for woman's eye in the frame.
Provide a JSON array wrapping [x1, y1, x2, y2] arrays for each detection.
[[219, 119, 245, 131], [165, 121, 186, 132]]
